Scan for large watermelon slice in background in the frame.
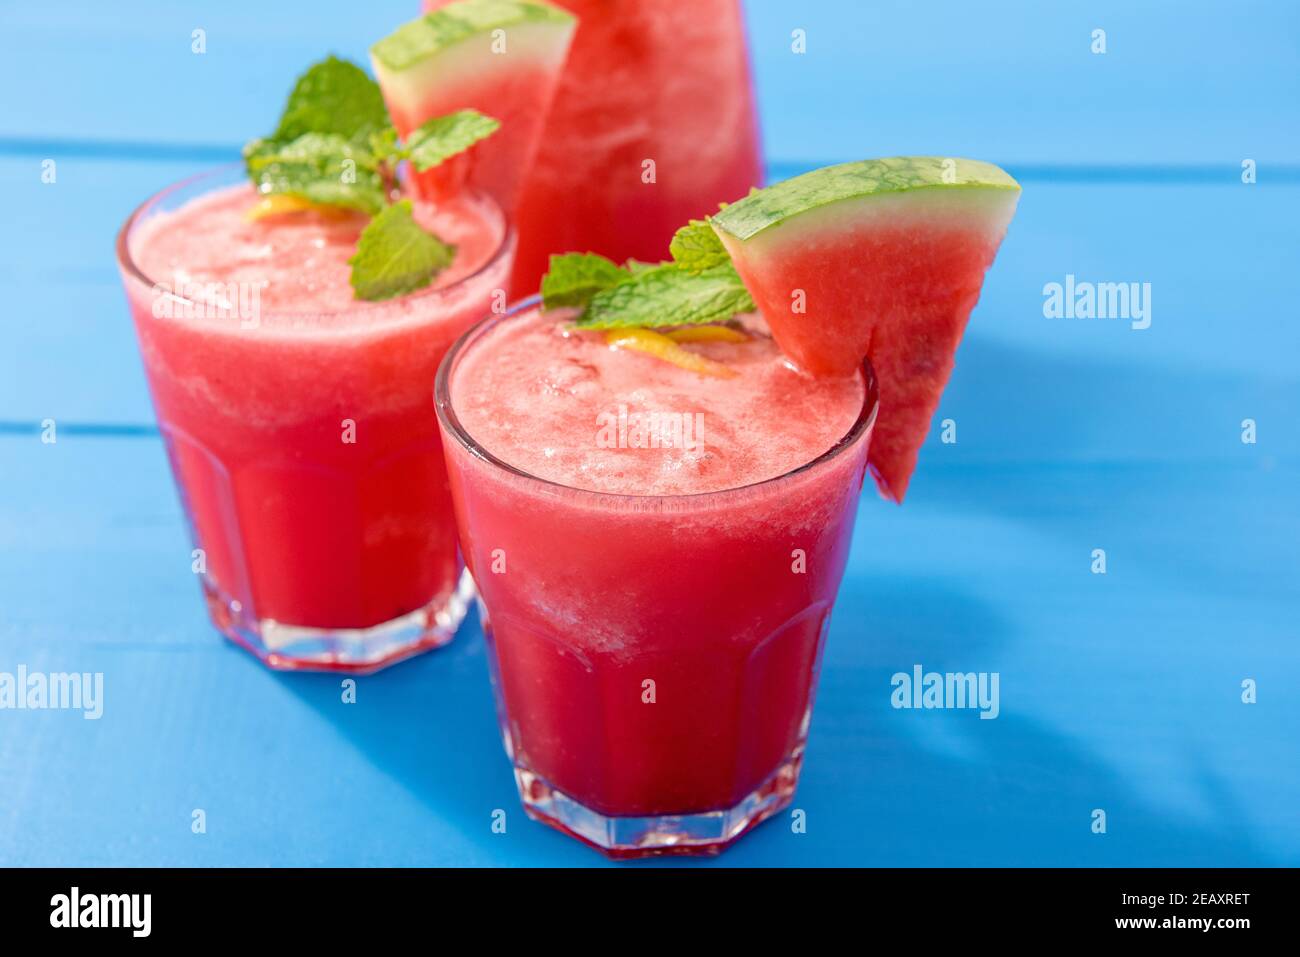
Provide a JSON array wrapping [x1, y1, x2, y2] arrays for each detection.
[[712, 157, 1020, 503], [371, 0, 575, 211]]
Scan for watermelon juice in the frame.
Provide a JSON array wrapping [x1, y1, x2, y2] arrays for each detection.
[[117, 166, 514, 671], [423, 0, 764, 293], [436, 301, 876, 856]]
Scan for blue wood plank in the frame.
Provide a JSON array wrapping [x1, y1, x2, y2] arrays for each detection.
[[0, 1, 401, 150], [0, 433, 1295, 865], [747, 0, 1300, 165], [1, 1, 1296, 163], [1, 156, 207, 426]]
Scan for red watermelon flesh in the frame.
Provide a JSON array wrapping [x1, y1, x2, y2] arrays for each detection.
[[713, 157, 1020, 502], [371, 1, 576, 212]]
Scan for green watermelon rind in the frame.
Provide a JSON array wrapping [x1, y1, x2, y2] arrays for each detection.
[[712, 157, 1020, 242], [372, 0, 574, 73]]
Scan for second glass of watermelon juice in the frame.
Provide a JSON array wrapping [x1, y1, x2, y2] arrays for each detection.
[[436, 300, 877, 856], [116, 166, 514, 671]]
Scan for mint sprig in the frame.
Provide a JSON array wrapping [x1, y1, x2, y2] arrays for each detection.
[[243, 55, 499, 301], [540, 216, 755, 328]]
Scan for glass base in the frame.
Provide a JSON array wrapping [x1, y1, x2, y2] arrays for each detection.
[[201, 568, 475, 673], [514, 749, 803, 860]]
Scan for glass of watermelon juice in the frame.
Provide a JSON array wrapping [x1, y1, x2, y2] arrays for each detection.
[[435, 299, 877, 857], [116, 165, 514, 671]]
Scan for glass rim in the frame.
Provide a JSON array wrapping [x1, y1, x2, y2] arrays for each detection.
[[434, 295, 881, 505], [114, 162, 516, 319]]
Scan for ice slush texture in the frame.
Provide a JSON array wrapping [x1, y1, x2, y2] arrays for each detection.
[[449, 307, 865, 496]]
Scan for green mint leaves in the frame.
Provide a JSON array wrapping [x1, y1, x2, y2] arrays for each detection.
[[244, 133, 387, 215], [539, 253, 629, 308], [406, 111, 501, 172], [667, 219, 731, 274], [272, 56, 390, 145], [577, 263, 754, 329], [356, 111, 501, 173], [243, 56, 500, 301], [541, 217, 755, 328], [243, 57, 392, 215], [348, 201, 456, 301]]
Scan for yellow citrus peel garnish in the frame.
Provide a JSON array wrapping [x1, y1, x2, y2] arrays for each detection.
[[663, 325, 749, 344], [604, 328, 738, 379], [245, 194, 351, 222]]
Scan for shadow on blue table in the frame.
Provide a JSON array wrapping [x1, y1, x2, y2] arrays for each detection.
[[269, 563, 1275, 865]]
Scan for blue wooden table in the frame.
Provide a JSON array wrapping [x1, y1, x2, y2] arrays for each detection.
[[1, 0, 1297, 866]]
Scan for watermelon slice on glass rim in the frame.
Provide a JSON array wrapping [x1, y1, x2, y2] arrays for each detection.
[[371, 0, 576, 210], [712, 156, 1021, 503]]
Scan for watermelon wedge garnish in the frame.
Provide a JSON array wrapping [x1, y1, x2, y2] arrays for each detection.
[[711, 157, 1020, 502], [370, 0, 576, 211]]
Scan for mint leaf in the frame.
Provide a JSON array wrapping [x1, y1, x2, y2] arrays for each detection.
[[273, 55, 390, 145], [574, 263, 755, 329], [348, 200, 456, 301], [406, 110, 501, 172], [244, 133, 387, 215], [669, 218, 730, 274], [540, 252, 629, 309]]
